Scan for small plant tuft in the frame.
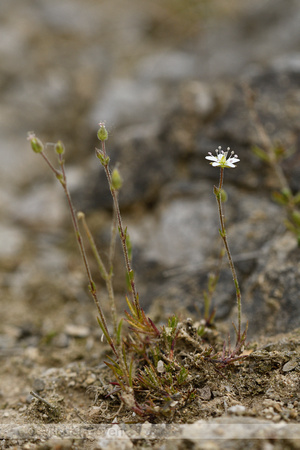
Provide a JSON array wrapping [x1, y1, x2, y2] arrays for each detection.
[[28, 124, 249, 420]]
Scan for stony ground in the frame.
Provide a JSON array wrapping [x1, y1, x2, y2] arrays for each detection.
[[1, 0, 300, 448]]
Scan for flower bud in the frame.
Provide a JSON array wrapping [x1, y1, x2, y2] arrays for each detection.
[[97, 123, 108, 141], [77, 211, 85, 220], [96, 149, 110, 166], [27, 132, 43, 153], [55, 140, 65, 155], [111, 168, 122, 191]]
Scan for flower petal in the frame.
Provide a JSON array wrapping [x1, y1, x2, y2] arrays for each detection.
[[228, 157, 240, 164], [205, 155, 218, 162]]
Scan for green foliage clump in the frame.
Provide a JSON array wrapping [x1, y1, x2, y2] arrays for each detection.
[[28, 124, 247, 419]]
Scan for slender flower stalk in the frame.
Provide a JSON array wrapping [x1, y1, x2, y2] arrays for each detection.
[[96, 123, 141, 319], [27, 133, 117, 357], [77, 211, 118, 337], [109, 208, 118, 275], [206, 147, 242, 343], [77, 210, 130, 386]]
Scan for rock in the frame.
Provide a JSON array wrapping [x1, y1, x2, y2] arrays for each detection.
[[0, 224, 24, 259], [179, 81, 217, 118], [84, 374, 97, 386], [65, 324, 90, 338], [167, 417, 300, 449], [137, 50, 197, 82], [244, 232, 300, 337], [282, 358, 300, 373], [93, 425, 133, 450], [72, 120, 177, 211], [128, 183, 217, 267], [11, 182, 67, 228], [5, 425, 34, 440], [127, 184, 283, 320], [227, 404, 246, 415], [32, 378, 46, 392], [38, 438, 74, 450], [89, 78, 162, 129], [198, 385, 212, 401]]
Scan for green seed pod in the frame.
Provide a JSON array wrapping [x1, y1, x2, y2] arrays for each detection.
[[111, 168, 123, 191], [55, 140, 65, 155], [97, 123, 108, 141]]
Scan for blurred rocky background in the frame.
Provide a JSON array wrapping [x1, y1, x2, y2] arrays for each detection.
[[1, 0, 300, 358]]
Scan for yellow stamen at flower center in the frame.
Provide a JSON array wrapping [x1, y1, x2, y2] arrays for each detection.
[[220, 155, 227, 166]]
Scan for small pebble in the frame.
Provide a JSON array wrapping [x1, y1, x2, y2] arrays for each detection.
[[65, 324, 90, 338], [228, 404, 246, 415], [157, 360, 165, 373], [198, 386, 211, 401], [85, 375, 96, 385], [32, 378, 45, 392], [282, 358, 299, 372]]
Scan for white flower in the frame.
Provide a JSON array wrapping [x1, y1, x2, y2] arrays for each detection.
[[205, 146, 240, 168]]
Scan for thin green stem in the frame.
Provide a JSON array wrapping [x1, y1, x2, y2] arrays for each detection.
[[78, 212, 131, 385], [109, 208, 118, 274], [40, 152, 62, 177], [78, 212, 118, 337], [77, 213, 130, 385], [79, 213, 107, 280], [215, 168, 242, 342], [40, 150, 117, 357], [99, 140, 141, 319]]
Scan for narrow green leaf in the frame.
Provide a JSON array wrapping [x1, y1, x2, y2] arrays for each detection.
[[128, 359, 134, 388], [219, 229, 225, 238], [116, 319, 123, 346], [129, 269, 134, 281], [252, 145, 269, 162], [126, 233, 132, 261], [293, 192, 300, 204], [125, 295, 136, 317], [213, 185, 220, 197], [284, 219, 297, 233], [96, 316, 111, 346], [125, 272, 132, 292], [281, 187, 292, 200], [273, 143, 286, 160], [272, 191, 288, 205], [291, 210, 300, 227]]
